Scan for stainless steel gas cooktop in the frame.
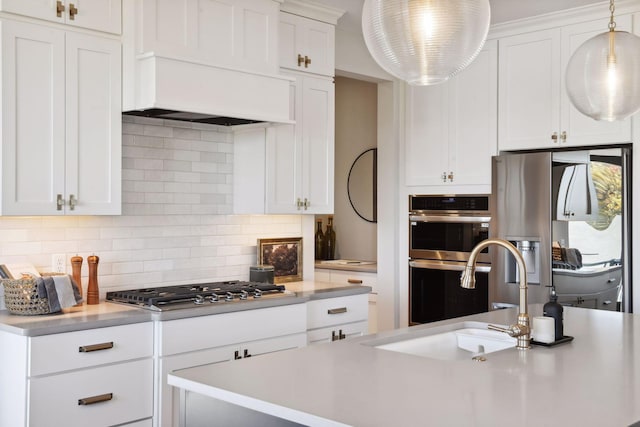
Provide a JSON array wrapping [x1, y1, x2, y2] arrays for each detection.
[[105, 281, 292, 312]]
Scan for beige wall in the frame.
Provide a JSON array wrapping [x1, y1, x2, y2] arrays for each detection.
[[317, 76, 377, 261]]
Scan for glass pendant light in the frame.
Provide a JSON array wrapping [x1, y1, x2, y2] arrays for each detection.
[[361, 0, 491, 86], [565, 0, 640, 121]]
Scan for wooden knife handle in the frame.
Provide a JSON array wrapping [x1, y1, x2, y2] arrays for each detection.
[[86, 255, 99, 305], [71, 255, 83, 298]]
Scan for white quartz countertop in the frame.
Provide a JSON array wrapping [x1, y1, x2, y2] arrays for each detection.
[[0, 281, 370, 336], [169, 306, 640, 427]]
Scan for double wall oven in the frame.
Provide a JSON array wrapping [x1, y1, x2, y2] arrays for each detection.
[[409, 195, 491, 325]]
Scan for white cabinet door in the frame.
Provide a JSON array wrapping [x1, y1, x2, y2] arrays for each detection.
[[405, 40, 497, 187], [140, 0, 278, 74], [0, 0, 122, 34], [1, 20, 66, 215], [449, 39, 497, 186], [498, 16, 632, 151], [405, 79, 451, 186], [0, 19, 121, 215], [498, 28, 561, 151], [559, 15, 632, 146], [65, 32, 121, 215], [306, 321, 368, 345], [265, 74, 334, 214], [279, 12, 335, 76], [301, 76, 334, 213], [265, 123, 301, 214]]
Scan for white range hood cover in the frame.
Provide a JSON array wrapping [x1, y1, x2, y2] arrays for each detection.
[[124, 54, 293, 126]]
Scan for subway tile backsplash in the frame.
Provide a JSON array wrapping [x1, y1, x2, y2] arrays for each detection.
[[0, 116, 302, 308]]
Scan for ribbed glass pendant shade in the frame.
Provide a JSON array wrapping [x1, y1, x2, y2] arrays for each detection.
[[362, 0, 491, 86], [566, 30, 640, 121]]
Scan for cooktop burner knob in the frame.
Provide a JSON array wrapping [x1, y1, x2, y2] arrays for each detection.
[[194, 295, 205, 305], [225, 292, 234, 302], [254, 290, 262, 298], [240, 290, 249, 300], [208, 294, 219, 303]]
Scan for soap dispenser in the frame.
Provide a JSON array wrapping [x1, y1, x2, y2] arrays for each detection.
[[543, 285, 564, 341]]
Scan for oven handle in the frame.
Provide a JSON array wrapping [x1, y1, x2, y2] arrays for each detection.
[[410, 215, 491, 223], [409, 259, 491, 273]]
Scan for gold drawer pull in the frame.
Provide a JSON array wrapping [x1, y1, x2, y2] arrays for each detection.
[[328, 307, 347, 315], [56, 1, 65, 17], [79, 342, 114, 353], [69, 3, 78, 20], [347, 279, 363, 284], [78, 393, 113, 406]]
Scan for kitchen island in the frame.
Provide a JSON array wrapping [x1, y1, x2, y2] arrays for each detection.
[[169, 305, 640, 426]]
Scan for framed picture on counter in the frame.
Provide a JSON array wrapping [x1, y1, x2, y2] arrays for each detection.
[[257, 237, 303, 283]]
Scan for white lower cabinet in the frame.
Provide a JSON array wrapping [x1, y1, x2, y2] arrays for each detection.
[[155, 304, 307, 427], [29, 359, 153, 427], [315, 269, 378, 334], [1, 295, 370, 426], [0, 322, 153, 427], [306, 293, 369, 344]]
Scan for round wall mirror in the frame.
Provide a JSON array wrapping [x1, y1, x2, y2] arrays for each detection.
[[347, 148, 377, 223]]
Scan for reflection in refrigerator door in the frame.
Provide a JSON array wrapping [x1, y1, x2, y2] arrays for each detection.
[[490, 147, 631, 313]]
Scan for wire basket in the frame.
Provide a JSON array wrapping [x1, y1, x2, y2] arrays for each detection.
[[2, 273, 65, 315]]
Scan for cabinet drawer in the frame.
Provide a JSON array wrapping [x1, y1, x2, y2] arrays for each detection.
[[307, 294, 368, 329], [307, 321, 368, 345], [29, 358, 152, 427], [328, 270, 377, 293], [158, 304, 306, 356], [29, 322, 152, 376]]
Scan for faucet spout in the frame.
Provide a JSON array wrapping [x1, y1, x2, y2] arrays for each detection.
[[460, 238, 530, 350]]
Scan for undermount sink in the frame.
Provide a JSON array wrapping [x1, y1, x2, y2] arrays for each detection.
[[368, 321, 517, 361]]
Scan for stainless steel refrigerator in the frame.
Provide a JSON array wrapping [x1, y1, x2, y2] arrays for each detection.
[[490, 148, 631, 312]]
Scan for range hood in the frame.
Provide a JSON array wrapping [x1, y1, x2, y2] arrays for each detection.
[[123, 109, 264, 127], [123, 54, 293, 127]]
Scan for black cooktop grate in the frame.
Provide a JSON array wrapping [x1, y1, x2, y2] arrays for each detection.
[[106, 281, 285, 308]]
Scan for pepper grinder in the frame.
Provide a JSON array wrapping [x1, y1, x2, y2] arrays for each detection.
[[71, 255, 83, 305], [86, 255, 100, 305]]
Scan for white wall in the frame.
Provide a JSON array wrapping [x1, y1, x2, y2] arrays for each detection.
[[334, 26, 401, 331], [335, 28, 391, 82], [320, 76, 378, 262], [0, 117, 303, 308]]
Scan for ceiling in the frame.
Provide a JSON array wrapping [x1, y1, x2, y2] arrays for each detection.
[[319, 0, 606, 34]]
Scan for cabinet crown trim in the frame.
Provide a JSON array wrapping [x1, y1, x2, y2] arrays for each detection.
[[280, 0, 344, 25], [489, 0, 640, 39]]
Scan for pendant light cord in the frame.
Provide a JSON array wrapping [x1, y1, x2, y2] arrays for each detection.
[[609, 0, 616, 31]]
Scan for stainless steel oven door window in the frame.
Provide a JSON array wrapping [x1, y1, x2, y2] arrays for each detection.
[[409, 215, 491, 262], [409, 260, 490, 325]]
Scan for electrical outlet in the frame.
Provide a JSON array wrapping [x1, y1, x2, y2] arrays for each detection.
[[52, 254, 66, 273]]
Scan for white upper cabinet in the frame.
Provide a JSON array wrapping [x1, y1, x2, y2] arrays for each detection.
[[135, 0, 278, 74], [405, 39, 497, 188], [279, 11, 335, 77], [267, 75, 335, 213], [233, 75, 335, 215], [1, 19, 121, 215], [0, 0, 122, 34], [498, 15, 632, 151]]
